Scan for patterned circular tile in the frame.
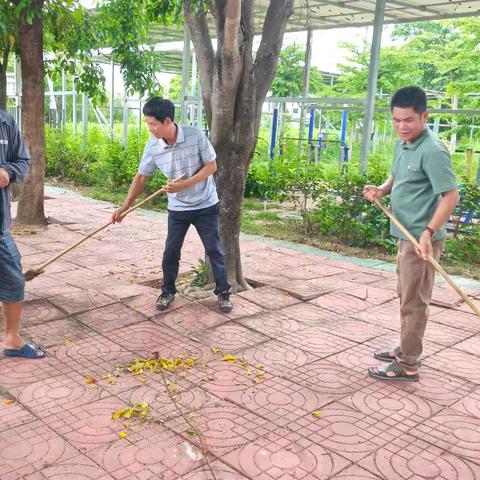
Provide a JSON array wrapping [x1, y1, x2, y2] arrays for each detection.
[[15, 372, 106, 418], [239, 311, 304, 338], [222, 430, 350, 479], [183, 462, 250, 480], [110, 322, 184, 354], [0, 356, 73, 388], [186, 360, 260, 398], [76, 303, 147, 332], [196, 323, 268, 352], [359, 433, 480, 480], [289, 404, 397, 462], [41, 397, 128, 452], [287, 360, 368, 398], [423, 322, 471, 346], [237, 286, 300, 310], [278, 327, 357, 358], [241, 340, 317, 375], [87, 427, 204, 480], [0, 396, 36, 433], [279, 302, 339, 326], [422, 350, 480, 384], [23, 454, 114, 479], [120, 384, 217, 421], [22, 300, 66, 327], [157, 304, 229, 335], [167, 402, 274, 457], [400, 368, 477, 406], [0, 421, 78, 479], [341, 382, 442, 432], [409, 409, 480, 463], [226, 377, 330, 427], [453, 335, 480, 356], [451, 388, 480, 419]]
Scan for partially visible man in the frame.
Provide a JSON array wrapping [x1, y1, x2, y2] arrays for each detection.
[[0, 110, 45, 358], [363, 86, 458, 381]]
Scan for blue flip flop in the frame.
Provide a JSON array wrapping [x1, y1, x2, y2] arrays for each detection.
[[3, 344, 47, 359]]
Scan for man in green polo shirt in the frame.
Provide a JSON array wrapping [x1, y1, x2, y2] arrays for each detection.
[[363, 86, 459, 381]]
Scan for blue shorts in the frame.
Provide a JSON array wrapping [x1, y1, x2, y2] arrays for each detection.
[[0, 231, 25, 303]]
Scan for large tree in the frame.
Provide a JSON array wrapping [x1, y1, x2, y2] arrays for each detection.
[[10, 0, 163, 226], [12, 0, 47, 225], [0, 1, 17, 111], [181, 1, 293, 289]]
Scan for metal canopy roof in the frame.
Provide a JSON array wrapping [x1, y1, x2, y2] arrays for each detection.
[[147, 0, 480, 46], [277, 0, 480, 31]]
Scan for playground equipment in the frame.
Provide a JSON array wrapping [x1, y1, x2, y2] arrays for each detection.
[[269, 105, 350, 166]]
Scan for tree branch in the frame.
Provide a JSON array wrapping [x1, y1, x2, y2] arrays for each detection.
[[223, 0, 240, 52], [184, 1, 214, 124], [253, 0, 294, 106]]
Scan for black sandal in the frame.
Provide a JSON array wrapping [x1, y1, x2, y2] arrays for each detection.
[[373, 347, 421, 366], [373, 349, 397, 362], [368, 359, 419, 382]]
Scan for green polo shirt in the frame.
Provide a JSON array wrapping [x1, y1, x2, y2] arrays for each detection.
[[391, 129, 457, 241]]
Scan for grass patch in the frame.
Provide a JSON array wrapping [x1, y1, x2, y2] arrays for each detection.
[[243, 198, 283, 211]]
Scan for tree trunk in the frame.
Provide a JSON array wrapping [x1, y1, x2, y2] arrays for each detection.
[[185, 0, 293, 291], [0, 49, 9, 111], [15, 0, 47, 226]]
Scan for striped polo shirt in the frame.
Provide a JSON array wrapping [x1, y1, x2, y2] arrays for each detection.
[[138, 124, 218, 211]]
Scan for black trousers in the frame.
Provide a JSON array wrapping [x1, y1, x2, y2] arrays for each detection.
[[162, 203, 231, 295]]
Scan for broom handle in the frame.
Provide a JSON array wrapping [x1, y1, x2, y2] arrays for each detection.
[[375, 199, 480, 316], [34, 173, 186, 272]]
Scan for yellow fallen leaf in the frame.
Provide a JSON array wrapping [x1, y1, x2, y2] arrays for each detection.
[[118, 431, 127, 438], [223, 354, 237, 363], [64, 339, 72, 345], [210, 346, 220, 354], [3, 400, 14, 405], [312, 411, 322, 417], [85, 377, 96, 384], [112, 408, 128, 420]]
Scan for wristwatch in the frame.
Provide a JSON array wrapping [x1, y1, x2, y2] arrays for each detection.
[[425, 226, 436, 237]]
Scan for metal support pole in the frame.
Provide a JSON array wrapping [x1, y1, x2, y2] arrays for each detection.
[[359, 0, 386, 172], [14, 56, 22, 129], [61, 69, 66, 129], [82, 93, 88, 147], [340, 110, 348, 147], [298, 27, 312, 151], [190, 54, 197, 125], [73, 77, 77, 134], [123, 86, 128, 146], [110, 60, 115, 139], [181, 23, 191, 125], [308, 108, 315, 161], [270, 108, 279, 159]]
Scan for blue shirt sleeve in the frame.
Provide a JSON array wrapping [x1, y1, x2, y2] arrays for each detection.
[[0, 118, 30, 183]]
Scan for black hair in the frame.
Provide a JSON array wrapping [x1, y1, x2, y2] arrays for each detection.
[[142, 97, 175, 122], [390, 86, 428, 114]]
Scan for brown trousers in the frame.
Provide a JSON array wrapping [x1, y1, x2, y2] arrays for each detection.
[[395, 239, 444, 372]]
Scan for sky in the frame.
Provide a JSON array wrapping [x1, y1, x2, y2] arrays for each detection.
[[101, 25, 397, 97]]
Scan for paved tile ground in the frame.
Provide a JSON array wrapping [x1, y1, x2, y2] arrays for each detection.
[[1, 188, 480, 479]]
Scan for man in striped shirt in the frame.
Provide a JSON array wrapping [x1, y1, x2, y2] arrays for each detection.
[[112, 98, 233, 313]]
